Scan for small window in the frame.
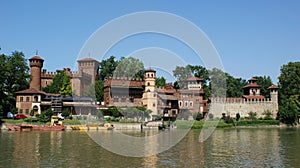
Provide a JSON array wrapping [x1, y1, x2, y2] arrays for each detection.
[[34, 96, 38, 102], [20, 97, 23, 102], [121, 96, 126, 102], [179, 101, 183, 107], [25, 109, 29, 115], [185, 101, 188, 107], [114, 96, 119, 102], [19, 109, 23, 114], [147, 82, 150, 86], [26, 97, 30, 102], [190, 101, 193, 107], [45, 80, 48, 85], [153, 103, 155, 107]]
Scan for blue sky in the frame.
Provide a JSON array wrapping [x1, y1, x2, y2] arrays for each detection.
[[1, 0, 299, 83]]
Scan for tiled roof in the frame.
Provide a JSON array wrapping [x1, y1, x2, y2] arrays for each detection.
[[242, 95, 265, 99], [248, 77, 257, 81], [106, 79, 144, 88], [16, 88, 46, 95], [243, 83, 261, 89], [268, 85, 279, 89], [29, 55, 44, 60], [145, 69, 156, 72], [178, 89, 204, 94]]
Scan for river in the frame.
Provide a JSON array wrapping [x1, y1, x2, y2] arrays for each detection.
[[0, 128, 299, 167]]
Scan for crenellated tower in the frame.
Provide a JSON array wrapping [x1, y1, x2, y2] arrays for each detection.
[[144, 69, 156, 92], [29, 55, 44, 91]]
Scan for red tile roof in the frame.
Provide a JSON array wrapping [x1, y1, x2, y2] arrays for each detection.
[[268, 85, 279, 89], [16, 88, 46, 95], [242, 95, 265, 99], [243, 83, 261, 89], [248, 77, 257, 81], [29, 55, 44, 60]]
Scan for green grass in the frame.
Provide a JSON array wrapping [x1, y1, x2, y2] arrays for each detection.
[[2, 119, 25, 124], [62, 119, 81, 125], [176, 119, 280, 129]]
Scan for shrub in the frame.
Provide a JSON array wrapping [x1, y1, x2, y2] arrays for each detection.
[[263, 110, 273, 120], [24, 118, 38, 123], [248, 111, 257, 120]]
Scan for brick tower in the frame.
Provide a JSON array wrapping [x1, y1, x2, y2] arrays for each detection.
[[29, 55, 44, 91]]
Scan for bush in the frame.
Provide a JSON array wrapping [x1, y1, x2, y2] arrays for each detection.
[[263, 110, 273, 120], [24, 118, 38, 123], [248, 111, 257, 120]]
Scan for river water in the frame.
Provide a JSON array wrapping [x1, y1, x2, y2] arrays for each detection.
[[0, 128, 300, 167]]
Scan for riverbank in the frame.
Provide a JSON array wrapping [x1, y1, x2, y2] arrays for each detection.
[[1, 119, 298, 131]]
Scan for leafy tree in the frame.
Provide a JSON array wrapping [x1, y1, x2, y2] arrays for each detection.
[[113, 57, 144, 79], [278, 62, 300, 124], [155, 77, 166, 88], [172, 66, 192, 88], [226, 74, 247, 97], [99, 56, 119, 81], [38, 108, 54, 123], [208, 68, 227, 98], [42, 71, 72, 96], [84, 81, 104, 103], [248, 111, 257, 120], [254, 76, 273, 98], [0, 51, 30, 118], [59, 73, 72, 96], [189, 65, 210, 85]]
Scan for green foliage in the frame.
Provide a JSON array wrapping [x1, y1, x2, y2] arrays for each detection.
[[254, 76, 273, 98], [248, 111, 257, 120], [0, 51, 30, 117], [38, 108, 54, 123], [84, 81, 104, 102], [172, 65, 192, 88], [24, 117, 38, 123], [193, 112, 203, 120], [113, 57, 144, 79], [236, 113, 241, 121], [99, 56, 118, 81], [42, 71, 72, 95], [262, 110, 273, 120], [208, 68, 227, 98], [61, 108, 70, 118], [155, 77, 166, 88], [226, 74, 247, 97], [237, 120, 280, 126], [278, 62, 300, 125], [30, 110, 35, 117]]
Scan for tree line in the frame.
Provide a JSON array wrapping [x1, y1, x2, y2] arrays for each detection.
[[0, 51, 299, 125]]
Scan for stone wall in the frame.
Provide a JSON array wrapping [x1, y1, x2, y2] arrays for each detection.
[[209, 98, 278, 119]]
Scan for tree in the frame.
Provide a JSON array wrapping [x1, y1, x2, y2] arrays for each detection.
[[226, 74, 247, 97], [0, 51, 30, 118], [155, 77, 166, 88], [42, 71, 72, 95], [208, 68, 227, 98], [99, 56, 119, 81], [84, 80, 104, 103], [38, 108, 54, 123], [59, 73, 72, 96], [254, 76, 273, 98], [278, 62, 300, 124], [113, 57, 144, 79], [172, 66, 192, 88]]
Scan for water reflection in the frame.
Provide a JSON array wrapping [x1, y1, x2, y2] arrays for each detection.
[[0, 128, 299, 167]]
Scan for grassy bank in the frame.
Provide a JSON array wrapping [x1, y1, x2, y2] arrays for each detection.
[[176, 120, 280, 129]]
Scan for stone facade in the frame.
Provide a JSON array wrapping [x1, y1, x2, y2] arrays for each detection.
[[209, 78, 278, 119]]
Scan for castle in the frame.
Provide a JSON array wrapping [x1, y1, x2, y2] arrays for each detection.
[[15, 54, 278, 120]]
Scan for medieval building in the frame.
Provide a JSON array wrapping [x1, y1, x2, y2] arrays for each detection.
[[15, 55, 97, 116]]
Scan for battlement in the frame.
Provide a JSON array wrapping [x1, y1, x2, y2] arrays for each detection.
[[210, 97, 274, 103], [41, 68, 79, 78]]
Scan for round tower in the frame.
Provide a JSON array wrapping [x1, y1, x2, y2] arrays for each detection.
[[144, 69, 156, 92], [29, 55, 44, 91]]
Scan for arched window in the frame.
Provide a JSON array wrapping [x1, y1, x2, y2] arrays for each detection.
[[147, 82, 150, 86], [34, 96, 38, 102]]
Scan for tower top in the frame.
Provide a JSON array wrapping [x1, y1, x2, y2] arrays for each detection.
[[29, 55, 44, 61]]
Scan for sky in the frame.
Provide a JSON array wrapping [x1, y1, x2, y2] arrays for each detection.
[[1, 0, 299, 84]]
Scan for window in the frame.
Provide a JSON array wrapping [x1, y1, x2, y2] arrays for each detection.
[[179, 101, 183, 107], [113, 96, 119, 102], [185, 101, 188, 107], [34, 96, 38, 102], [45, 80, 48, 85], [147, 82, 150, 86], [19, 109, 23, 114], [25, 109, 29, 115], [190, 101, 193, 107], [20, 97, 23, 102], [121, 96, 126, 102], [153, 103, 155, 107], [26, 97, 30, 102]]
